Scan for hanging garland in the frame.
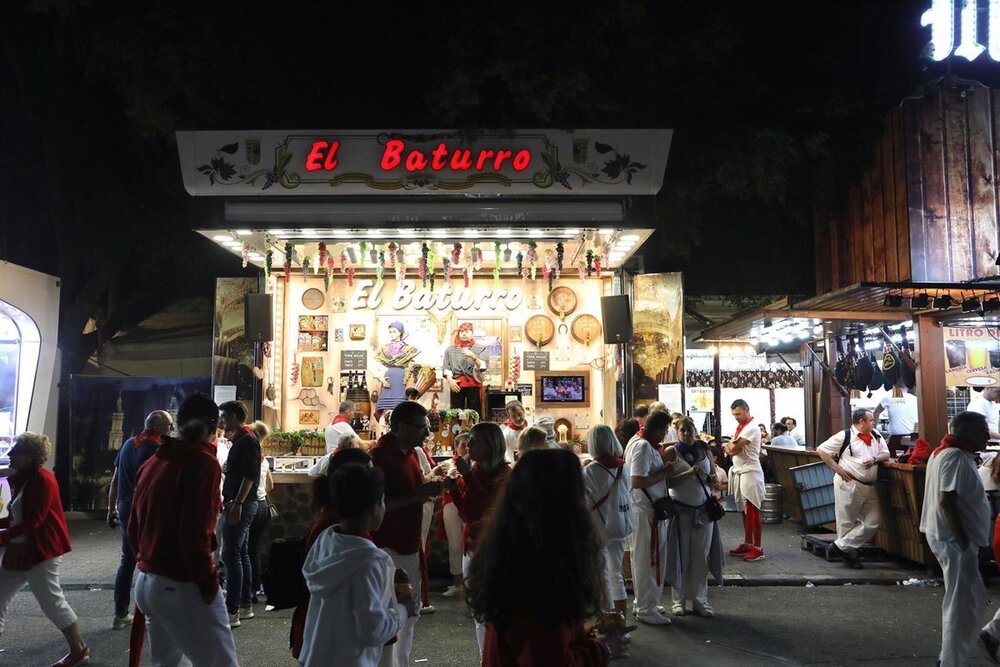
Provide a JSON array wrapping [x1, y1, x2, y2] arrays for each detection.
[[387, 242, 397, 268], [396, 248, 406, 281], [318, 242, 327, 269], [290, 361, 300, 385], [493, 242, 502, 288], [323, 255, 332, 292], [359, 242, 368, 266], [452, 242, 462, 266], [302, 257, 310, 281], [463, 266, 471, 288], [345, 245, 358, 265], [419, 243, 429, 287], [241, 243, 250, 268], [525, 241, 538, 281], [594, 256, 602, 278], [515, 251, 524, 278], [443, 257, 452, 285], [428, 249, 437, 291], [471, 245, 483, 271], [601, 242, 611, 266], [555, 242, 564, 278], [346, 266, 355, 287], [264, 250, 273, 279], [506, 351, 521, 390], [585, 249, 595, 277], [376, 250, 386, 287], [578, 260, 586, 282], [283, 242, 293, 282]]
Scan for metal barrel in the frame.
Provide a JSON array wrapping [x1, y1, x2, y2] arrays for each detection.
[[762, 483, 783, 524]]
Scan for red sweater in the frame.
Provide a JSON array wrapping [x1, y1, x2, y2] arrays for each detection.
[[128, 437, 222, 598], [0, 467, 71, 570], [483, 620, 609, 667], [450, 464, 510, 554], [370, 434, 425, 555]]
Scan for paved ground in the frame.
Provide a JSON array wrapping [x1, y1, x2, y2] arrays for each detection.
[[5, 513, 998, 666]]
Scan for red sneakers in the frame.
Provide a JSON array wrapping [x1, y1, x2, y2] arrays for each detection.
[[743, 546, 766, 561], [51, 645, 90, 667], [728, 542, 751, 555]]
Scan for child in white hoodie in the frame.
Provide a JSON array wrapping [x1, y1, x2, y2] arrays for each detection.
[[300, 463, 416, 667]]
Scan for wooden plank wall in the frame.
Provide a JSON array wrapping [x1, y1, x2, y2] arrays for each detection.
[[815, 85, 1000, 292]]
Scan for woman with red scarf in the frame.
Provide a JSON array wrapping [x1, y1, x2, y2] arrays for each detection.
[[443, 421, 510, 655], [0, 432, 88, 667], [583, 425, 635, 614], [442, 322, 490, 417]]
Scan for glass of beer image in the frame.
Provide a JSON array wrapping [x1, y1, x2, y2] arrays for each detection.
[[967, 341, 989, 369]]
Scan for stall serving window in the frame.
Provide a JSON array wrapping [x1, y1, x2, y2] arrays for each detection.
[[0, 300, 42, 462]]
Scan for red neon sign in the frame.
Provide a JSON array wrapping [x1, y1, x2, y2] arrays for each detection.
[[304, 139, 532, 173]]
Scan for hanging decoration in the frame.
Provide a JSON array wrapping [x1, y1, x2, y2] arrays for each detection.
[[516, 251, 524, 280], [506, 351, 521, 390], [578, 260, 586, 282], [283, 242, 293, 282], [396, 250, 406, 281], [387, 243, 397, 268], [428, 249, 437, 291], [585, 249, 595, 277], [503, 244, 513, 263], [443, 258, 452, 285], [360, 242, 368, 266], [471, 245, 483, 271], [345, 245, 358, 265], [543, 249, 554, 292], [601, 242, 611, 266], [527, 241, 539, 281], [376, 250, 386, 287], [493, 241, 501, 288], [323, 256, 332, 292], [369, 248, 378, 265], [452, 243, 463, 266], [318, 242, 327, 269], [302, 257, 310, 281], [555, 242, 565, 279], [241, 243, 250, 268], [594, 257, 602, 278], [346, 266, 356, 287], [419, 243, 429, 287], [290, 361, 301, 385], [264, 250, 273, 279], [463, 266, 471, 288]]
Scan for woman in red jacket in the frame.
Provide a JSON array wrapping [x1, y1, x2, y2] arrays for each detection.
[[0, 432, 89, 667], [466, 448, 630, 666]]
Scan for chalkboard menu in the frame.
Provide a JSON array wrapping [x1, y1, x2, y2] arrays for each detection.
[[523, 351, 550, 371], [341, 349, 368, 370]]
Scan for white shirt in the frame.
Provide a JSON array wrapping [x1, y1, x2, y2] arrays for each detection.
[[768, 434, 801, 449], [789, 429, 806, 446], [625, 435, 666, 509], [920, 447, 991, 547], [325, 419, 358, 454], [730, 420, 763, 474], [817, 427, 889, 484], [501, 422, 529, 464], [256, 461, 269, 501], [878, 393, 918, 436], [966, 394, 1000, 434]]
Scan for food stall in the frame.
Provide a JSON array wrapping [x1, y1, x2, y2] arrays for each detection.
[[176, 129, 674, 551]]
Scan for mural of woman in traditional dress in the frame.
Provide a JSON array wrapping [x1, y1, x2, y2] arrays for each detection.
[[375, 321, 420, 413]]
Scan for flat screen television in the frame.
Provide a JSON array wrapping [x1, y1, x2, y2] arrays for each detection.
[[534, 370, 590, 408]]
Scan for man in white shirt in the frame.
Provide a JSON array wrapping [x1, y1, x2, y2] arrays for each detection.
[[725, 399, 766, 562], [816, 409, 890, 568], [768, 422, 800, 449], [919, 411, 992, 667], [783, 417, 806, 446], [625, 411, 672, 626], [873, 386, 918, 456], [966, 388, 1000, 440], [324, 400, 364, 454], [499, 401, 530, 463]]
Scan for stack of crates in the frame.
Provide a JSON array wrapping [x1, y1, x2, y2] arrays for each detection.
[[790, 461, 836, 527]]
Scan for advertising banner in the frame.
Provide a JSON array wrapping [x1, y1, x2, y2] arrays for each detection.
[[944, 327, 1000, 387]]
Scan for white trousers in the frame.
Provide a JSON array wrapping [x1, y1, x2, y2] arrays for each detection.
[[0, 556, 77, 634], [670, 518, 711, 607], [833, 478, 881, 550], [462, 552, 486, 656], [134, 571, 238, 667], [631, 506, 666, 615], [379, 549, 421, 667], [420, 501, 433, 550], [929, 538, 987, 667], [602, 538, 628, 605], [442, 502, 464, 576]]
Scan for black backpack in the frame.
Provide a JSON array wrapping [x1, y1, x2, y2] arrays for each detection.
[[262, 537, 309, 610], [836, 428, 883, 462]]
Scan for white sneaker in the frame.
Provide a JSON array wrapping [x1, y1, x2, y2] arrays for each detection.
[[240, 606, 254, 620], [441, 585, 463, 598], [112, 614, 133, 630], [421, 605, 435, 614], [228, 612, 241, 628], [671, 603, 687, 616], [635, 610, 672, 626], [693, 602, 715, 618]]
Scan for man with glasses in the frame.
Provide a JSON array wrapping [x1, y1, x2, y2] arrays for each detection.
[[371, 401, 442, 667]]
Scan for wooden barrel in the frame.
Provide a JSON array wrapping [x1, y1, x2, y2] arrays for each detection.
[[762, 483, 783, 524]]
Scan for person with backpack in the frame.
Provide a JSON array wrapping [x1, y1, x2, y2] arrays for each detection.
[[816, 408, 890, 569], [582, 425, 635, 615], [662, 418, 724, 618]]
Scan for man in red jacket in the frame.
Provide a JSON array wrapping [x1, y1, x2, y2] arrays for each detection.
[[370, 400, 442, 667], [129, 394, 238, 666]]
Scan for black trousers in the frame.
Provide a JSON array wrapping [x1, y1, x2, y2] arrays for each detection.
[[451, 385, 483, 417]]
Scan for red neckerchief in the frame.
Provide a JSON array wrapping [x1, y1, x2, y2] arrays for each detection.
[[857, 432, 873, 446], [457, 338, 475, 348], [332, 415, 351, 426], [133, 428, 162, 449], [595, 454, 625, 469], [734, 418, 754, 439], [504, 418, 526, 431], [233, 425, 255, 439], [933, 433, 977, 456], [636, 428, 663, 451]]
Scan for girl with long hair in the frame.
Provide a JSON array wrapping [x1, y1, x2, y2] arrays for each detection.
[[467, 448, 630, 665]]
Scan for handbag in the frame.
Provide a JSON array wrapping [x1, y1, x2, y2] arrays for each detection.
[[697, 470, 725, 523], [642, 488, 676, 521], [267, 498, 279, 520]]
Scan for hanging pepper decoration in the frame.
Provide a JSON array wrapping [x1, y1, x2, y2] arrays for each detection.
[[452, 243, 462, 266], [396, 249, 406, 281], [302, 257, 310, 281], [443, 258, 452, 285], [241, 243, 250, 268], [283, 242, 293, 282], [340, 251, 349, 275], [318, 242, 327, 269], [323, 261, 331, 292], [555, 242, 564, 279], [290, 362, 300, 385], [264, 250, 273, 279], [419, 243, 429, 286], [493, 241, 501, 288], [376, 250, 386, 287], [594, 257, 602, 278], [527, 241, 539, 281], [543, 250, 553, 291], [516, 251, 523, 277], [428, 250, 436, 291], [359, 242, 368, 266], [346, 266, 355, 287], [463, 266, 471, 288], [585, 249, 595, 277], [387, 242, 397, 268]]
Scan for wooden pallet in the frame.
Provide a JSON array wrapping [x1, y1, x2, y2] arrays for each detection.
[[800, 535, 885, 562]]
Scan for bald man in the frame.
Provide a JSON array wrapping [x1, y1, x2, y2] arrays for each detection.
[[108, 410, 173, 629]]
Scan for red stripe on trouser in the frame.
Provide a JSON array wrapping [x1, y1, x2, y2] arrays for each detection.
[[745, 503, 762, 547], [650, 516, 661, 587]]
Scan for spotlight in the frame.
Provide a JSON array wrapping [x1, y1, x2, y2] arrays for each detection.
[[984, 297, 1000, 313], [910, 293, 931, 309], [962, 296, 982, 313], [883, 293, 903, 308], [933, 294, 955, 310]]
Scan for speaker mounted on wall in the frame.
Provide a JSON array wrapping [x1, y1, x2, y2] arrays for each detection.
[[600, 295, 633, 344], [244, 293, 274, 343]]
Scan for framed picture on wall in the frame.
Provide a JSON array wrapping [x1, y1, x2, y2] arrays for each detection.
[[509, 325, 523, 342], [299, 409, 320, 425]]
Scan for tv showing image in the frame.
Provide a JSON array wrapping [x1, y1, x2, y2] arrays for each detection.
[[541, 375, 586, 402]]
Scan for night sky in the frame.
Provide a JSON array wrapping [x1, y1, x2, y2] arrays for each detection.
[[2, 0, 999, 363]]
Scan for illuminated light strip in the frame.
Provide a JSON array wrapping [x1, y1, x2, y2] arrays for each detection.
[[992, 0, 1000, 60], [955, 0, 985, 60]]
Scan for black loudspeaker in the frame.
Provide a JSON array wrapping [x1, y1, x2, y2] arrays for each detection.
[[244, 293, 274, 342], [601, 295, 633, 344]]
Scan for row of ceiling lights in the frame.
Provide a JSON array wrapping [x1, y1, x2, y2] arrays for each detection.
[[883, 291, 1000, 313]]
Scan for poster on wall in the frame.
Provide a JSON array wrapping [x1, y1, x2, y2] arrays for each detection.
[[632, 273, 684, 400], [66, 375, 210, 511], [213, 277, 258, 402], [944, 327, 1000, 386]]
